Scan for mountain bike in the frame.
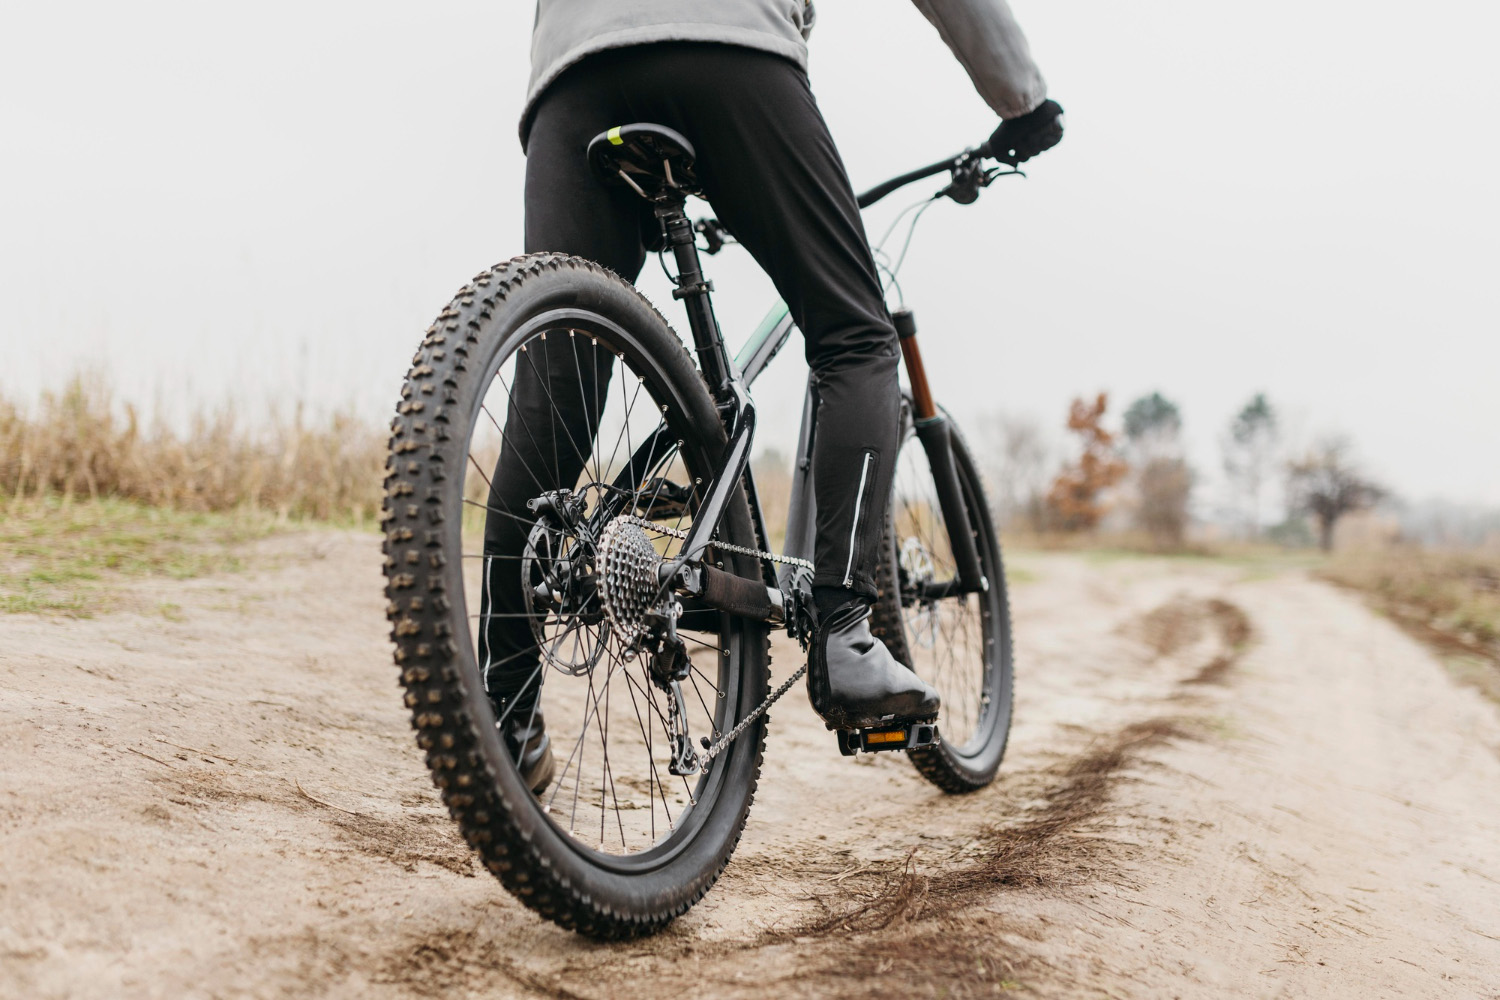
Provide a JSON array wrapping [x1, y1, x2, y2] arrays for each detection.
[[382, 123, 1017, 938]]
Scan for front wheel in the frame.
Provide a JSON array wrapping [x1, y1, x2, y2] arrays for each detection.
[[869, 405, 1015, 793]]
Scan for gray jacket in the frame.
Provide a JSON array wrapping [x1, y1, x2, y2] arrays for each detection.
[[525, 0, 1047, 141]]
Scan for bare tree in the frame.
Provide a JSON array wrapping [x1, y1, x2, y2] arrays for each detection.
[[1285, 438, 1383, 552], [1136, 457, 1193, 548], [977, 411, 1052, 530], [1222, 393, 1278, 538], [1123, 391, 1192, 548]]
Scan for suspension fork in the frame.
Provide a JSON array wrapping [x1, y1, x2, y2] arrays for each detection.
[[893, 308, 988, 595]]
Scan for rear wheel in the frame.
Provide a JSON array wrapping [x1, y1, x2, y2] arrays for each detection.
[[382, 254, 768, 938], [870, 404, 1014, 793]]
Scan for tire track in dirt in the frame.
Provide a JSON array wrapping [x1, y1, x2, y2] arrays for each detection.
[[369, 591, 1257, 999]]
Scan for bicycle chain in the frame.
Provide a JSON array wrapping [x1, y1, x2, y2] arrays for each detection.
[[614, 514, 814, 769], [613, 514, 814, 571], [698, 662, 807, 768]]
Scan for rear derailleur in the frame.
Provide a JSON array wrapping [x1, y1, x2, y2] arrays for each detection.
[[633, 603, 700, 777]]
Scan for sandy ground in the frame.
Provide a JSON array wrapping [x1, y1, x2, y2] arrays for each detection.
[[3, 533, 1499, 999]]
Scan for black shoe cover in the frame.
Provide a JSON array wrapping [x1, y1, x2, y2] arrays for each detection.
[[808, 602, 941, 730], [496, 698, 555, 795]]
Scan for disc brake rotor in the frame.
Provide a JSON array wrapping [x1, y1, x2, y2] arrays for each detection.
[[899, 535, 941, 650], [522, 517, 607, 675]]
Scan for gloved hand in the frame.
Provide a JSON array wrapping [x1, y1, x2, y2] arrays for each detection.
[[984, 99, 1065, 165]]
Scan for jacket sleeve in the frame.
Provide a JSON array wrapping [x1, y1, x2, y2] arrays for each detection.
[[908, 0, 1047, 119]]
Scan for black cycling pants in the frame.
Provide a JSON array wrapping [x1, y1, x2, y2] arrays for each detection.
[[481, 43, 900, 695]]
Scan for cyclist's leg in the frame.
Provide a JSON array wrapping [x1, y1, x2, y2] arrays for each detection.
[[589, 44, 936, 730], [478, 68, 646, 728], [624, 45, 901, 606]]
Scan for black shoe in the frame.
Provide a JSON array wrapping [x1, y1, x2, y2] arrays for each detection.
[[494, 696, 555, 795], [808, 602, 941, 730]]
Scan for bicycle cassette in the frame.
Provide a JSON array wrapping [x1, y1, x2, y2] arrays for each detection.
[[596, 517, 665, 641]]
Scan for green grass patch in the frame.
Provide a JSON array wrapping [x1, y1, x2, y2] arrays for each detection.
[[1004, 564, 1040, 585], [0, 495, 281, 616], [1004, 533, 1323, 581]]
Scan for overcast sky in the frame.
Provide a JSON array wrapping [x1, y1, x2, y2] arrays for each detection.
[[3, 1, 1497, 509]]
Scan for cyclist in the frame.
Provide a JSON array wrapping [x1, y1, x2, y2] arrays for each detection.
[[483, 0, 1064, 791]]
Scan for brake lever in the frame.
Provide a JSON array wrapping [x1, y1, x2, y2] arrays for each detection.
[[938, 161, 1026, 205], [939, 156, 986, 204]]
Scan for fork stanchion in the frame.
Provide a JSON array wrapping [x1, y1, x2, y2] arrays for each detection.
[[893, 308, 936, 421]]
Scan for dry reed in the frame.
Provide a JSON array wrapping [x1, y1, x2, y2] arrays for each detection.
[[0, 374, 386, 522]]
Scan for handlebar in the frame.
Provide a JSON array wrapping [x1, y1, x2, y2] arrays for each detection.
[[855, 154, 964, 209], [855, 137, 1018, 210], [698, 137, 1016, 256]]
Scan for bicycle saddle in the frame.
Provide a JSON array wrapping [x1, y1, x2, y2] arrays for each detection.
[[587, 123, 702, 199]]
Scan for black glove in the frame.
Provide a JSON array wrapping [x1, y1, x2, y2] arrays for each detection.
[[984, 98, 1065, 165]]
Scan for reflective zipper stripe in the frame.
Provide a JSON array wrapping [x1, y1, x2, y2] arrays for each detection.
[[480, 555, 495, 685], [843, 452, 874, 587]]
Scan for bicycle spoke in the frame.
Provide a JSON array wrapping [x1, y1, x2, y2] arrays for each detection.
[[545, 651, 622, 816], [685, 666, 717, 735], [624, 670, 677, 830], [619, 667, 668, 841], [887, 428, 1005, 758], [519, 335, 592, 482], [477, 397, 549, 493], [461, 495, 536, 531]]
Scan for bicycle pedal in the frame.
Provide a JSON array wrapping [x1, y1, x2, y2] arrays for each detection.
[[836, 721, 941, 757]]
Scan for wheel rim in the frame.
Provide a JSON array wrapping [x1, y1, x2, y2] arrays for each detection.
[[456, 314, 745, 866]]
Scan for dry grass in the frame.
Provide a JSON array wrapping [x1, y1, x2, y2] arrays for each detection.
[[1004, 527, 1216, 556], [1321, 546, 1500, 703], [0, 374, 385, 522]]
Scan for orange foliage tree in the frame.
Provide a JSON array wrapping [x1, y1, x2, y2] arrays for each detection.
[[1046, 393, 1128, 531]]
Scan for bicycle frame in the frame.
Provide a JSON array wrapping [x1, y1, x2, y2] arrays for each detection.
[[621, 183, 987, 636]]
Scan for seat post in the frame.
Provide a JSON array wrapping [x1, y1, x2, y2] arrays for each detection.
[[655, 196, 732, 399]]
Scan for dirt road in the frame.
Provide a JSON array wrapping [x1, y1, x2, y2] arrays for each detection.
[[3, 533, 1498, 999]]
